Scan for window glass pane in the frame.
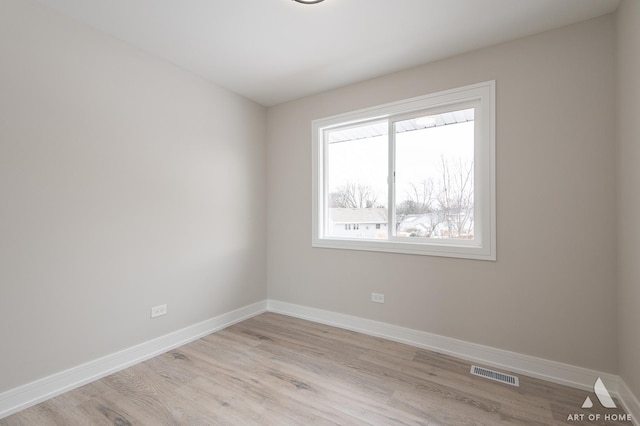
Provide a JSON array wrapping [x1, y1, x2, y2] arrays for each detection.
[[394, 108, 475, 240], [326, 122, 388, 239]]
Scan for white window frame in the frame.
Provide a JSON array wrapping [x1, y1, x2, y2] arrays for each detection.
[[312, 81, 496, 261]]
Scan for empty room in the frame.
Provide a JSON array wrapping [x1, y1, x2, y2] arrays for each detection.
[[1, 0, 639, 424]]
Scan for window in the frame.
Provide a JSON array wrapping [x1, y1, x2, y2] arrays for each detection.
[[312, 81, 496, 260]]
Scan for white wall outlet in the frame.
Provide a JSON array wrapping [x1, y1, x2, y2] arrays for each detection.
[[151, 304, 167, 318], [371, 293, 385, 303]]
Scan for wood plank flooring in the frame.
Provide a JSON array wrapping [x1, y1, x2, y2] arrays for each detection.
[[1, 313, 631, 425]]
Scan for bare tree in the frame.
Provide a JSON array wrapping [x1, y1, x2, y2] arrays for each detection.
[[436, 156, 474, 238], [397, 179, 436, 215], [396, 179, 443, 237], [330, 182, 379, 208]]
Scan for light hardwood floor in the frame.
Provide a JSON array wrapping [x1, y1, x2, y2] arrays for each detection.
[[1, 313, 631, 425]]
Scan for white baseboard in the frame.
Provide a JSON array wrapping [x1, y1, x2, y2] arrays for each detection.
[[619, 380, 640, 426], [0, 300, 267, 420], [267, 299, 640, 423], [2, 298, 637, 425], [266, 299, 620, 393]]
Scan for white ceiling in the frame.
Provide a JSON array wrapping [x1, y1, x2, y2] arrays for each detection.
[[33, 0, 620, 106]]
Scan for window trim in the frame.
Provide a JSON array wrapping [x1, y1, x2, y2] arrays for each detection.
[[311, 81, 496, 261]]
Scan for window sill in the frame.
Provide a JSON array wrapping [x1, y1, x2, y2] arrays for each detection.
[[312, 237, 496, 261]]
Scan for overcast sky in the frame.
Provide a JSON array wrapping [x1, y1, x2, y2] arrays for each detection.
[[328, 120, 474, 207]]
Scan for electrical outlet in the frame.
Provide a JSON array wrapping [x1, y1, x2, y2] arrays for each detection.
[[371, 293, 385, 303], [151, 304, 167, 318]]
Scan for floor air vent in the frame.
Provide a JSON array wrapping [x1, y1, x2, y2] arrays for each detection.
[[470, 365, 519, 387]]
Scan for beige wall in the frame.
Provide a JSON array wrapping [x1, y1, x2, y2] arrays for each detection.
[[267, 16, 618, 373], [617, 0, 640, 398], [0, 0, 266, 393]]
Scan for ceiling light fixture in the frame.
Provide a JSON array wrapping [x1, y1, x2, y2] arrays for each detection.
[[293, 0, 325, 4]]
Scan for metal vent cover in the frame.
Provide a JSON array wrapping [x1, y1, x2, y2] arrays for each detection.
[[470, 365, 519, 387]]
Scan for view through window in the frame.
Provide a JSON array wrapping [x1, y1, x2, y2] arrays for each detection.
[[325, 110, 474, 241], [313, 82, 495, 260]]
